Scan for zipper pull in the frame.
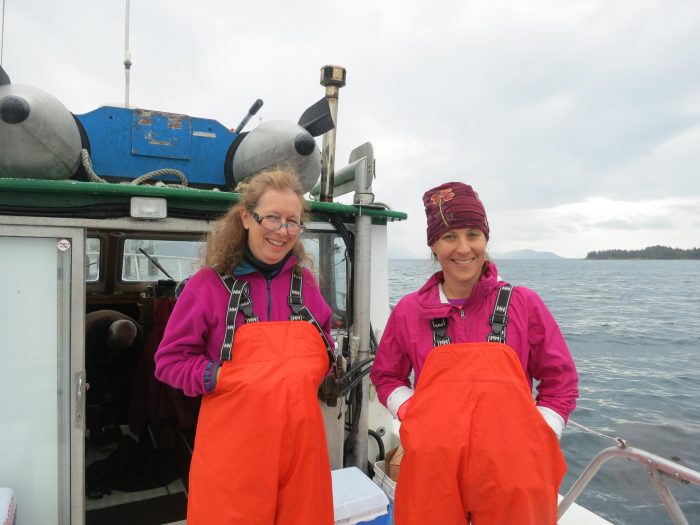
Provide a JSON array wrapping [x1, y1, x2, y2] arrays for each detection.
[[460, 309, 465, 320]]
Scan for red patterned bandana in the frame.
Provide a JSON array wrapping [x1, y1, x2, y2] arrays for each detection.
[[422, 182, 489, 245]]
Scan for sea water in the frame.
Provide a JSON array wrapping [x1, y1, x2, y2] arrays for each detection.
[[387, 258, 700, 525]]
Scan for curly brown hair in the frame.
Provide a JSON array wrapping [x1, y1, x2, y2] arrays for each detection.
[[205, 168, 311, 275]]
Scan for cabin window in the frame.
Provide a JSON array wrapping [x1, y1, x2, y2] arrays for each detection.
[[114, 232, 349, 327], [301, 231, 349, 329], [121, 238, 205, 282], [86, 237, 101, 282]]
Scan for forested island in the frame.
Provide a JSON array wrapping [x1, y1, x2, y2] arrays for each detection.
[[586, 245, 700, 259]]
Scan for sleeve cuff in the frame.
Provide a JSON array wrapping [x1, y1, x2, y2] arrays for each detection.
[[204, 360, 223, 392], [387, 386, 414, 419], [537, 405, 565, 439]]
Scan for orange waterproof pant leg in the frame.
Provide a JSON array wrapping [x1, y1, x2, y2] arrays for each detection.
[[395, 342, 566, 525], [187, 321, 334, 525]]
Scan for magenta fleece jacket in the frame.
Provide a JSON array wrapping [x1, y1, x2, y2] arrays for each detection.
[[155, 257, 333, 397], [370, 261, 578, 422]]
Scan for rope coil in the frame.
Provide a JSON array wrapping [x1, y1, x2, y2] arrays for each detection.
[[80, 149, 189, 188]]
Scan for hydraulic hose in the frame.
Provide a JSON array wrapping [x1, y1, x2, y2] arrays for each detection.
[[368, 429, 386, 462]]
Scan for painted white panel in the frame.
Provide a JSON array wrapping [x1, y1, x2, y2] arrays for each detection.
[[367, 224, 397, 456], [0, 235, 70, 525]]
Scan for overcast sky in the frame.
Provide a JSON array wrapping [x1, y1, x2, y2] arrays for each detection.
[[2, 0, 699, 258]]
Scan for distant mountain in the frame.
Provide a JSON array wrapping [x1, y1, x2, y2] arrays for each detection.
[[496, 249, 563, 260]]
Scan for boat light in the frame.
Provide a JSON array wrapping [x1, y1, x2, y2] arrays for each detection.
[[130, 197, 167, 219]]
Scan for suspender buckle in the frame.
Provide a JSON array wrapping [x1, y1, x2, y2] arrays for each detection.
[[431, 318, 451, 347], [489, 313, 508, 332], [488, 284, 513, 341], [288, 272, 304, 313], [431, 318, 447, 329]]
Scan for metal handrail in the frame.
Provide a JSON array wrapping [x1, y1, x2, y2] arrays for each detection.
[[558, 445, 700, 525]]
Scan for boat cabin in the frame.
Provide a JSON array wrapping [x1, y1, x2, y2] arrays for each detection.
[[0, 176, 405, 524]]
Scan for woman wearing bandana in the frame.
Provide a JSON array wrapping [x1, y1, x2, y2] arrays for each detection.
[[370, 182, 578, 525]]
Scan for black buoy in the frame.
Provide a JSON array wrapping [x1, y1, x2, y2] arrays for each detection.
[[0, 95, 30, 124], [294, 130, 316, 156]]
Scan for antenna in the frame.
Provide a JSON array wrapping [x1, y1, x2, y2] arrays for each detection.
[[1, 0, 6, 66], [124, 0, 132, 108]]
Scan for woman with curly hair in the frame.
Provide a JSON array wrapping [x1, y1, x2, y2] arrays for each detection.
[[156, 168, 335, 525]]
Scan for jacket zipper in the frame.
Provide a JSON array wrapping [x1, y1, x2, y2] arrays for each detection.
[[266, 277, 272, 319]]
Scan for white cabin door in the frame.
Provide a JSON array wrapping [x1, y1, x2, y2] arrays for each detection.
[[0, 226, 85, 525]]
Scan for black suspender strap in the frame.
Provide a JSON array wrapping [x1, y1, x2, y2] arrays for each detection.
[[487, 284, 513, 344], [288, 272, 336, 368], [215, 271, 257, 361], [431, 318, 451, 347], [214, 269, 335, 367], [429, 283, 515, 347]]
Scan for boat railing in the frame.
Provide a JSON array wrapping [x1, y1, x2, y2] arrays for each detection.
[[558, 444, 700, 525]]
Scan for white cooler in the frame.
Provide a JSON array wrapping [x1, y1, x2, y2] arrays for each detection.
[[332, 467, 389, 525]]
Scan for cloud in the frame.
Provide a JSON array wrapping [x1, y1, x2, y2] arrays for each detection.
[[487, 196, 700, 257], [587, 217, 673, 231], [4, 0, 699, 260]]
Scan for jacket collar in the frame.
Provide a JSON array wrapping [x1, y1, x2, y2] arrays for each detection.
[[234, 254, 298, 279], [417, 260, 500, 317]]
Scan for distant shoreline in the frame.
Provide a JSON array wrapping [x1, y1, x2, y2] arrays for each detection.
[[586, 257, 700, 260], [586, 245, 700, 260]]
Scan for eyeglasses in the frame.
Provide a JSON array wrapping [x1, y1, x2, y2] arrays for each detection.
[[252, 212, 305, 235]]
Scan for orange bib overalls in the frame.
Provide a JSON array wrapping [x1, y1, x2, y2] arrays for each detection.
[[394, 342, 566, 525], [187, 273, 335, 525]]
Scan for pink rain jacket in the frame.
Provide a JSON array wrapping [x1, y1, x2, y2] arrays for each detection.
[[155, 257, 333, 397], [370, 261, 578, 421]]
